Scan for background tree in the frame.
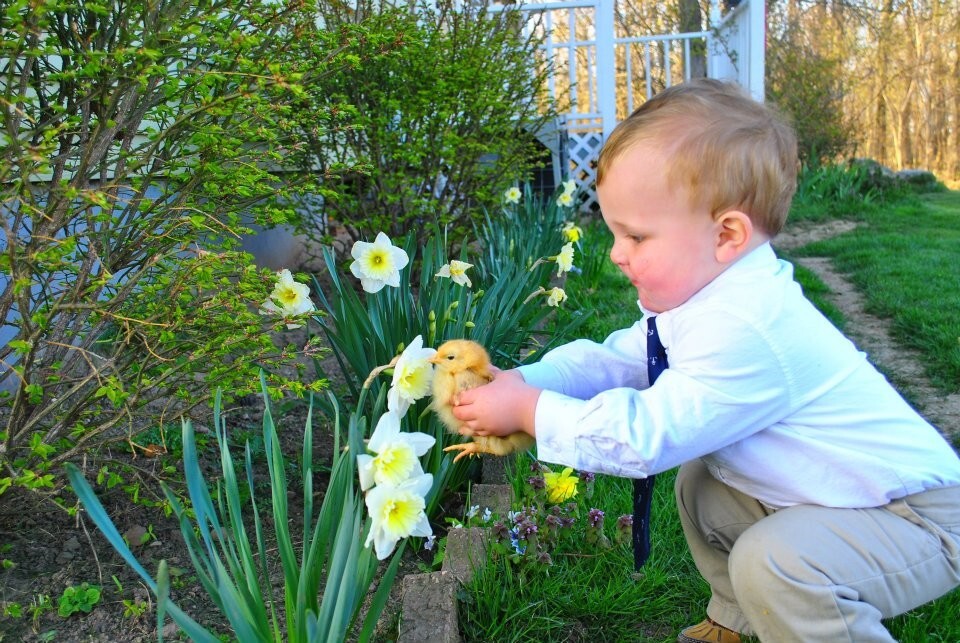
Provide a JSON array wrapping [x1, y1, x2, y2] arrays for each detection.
[[606, 0, 959, 180], [766, 0, 853, 164], [306, 0, 555, 245], [765, 0, 959, 179]]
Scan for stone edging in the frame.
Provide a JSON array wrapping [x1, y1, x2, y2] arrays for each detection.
[[397, 476, 515, 642]]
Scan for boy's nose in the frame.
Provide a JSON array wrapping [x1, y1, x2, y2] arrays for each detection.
[[609, 240, 625, 267]]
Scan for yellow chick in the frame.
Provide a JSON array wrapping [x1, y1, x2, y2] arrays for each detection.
[[428, 339, 536, 462]]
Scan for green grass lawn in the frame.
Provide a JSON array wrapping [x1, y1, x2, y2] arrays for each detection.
[[459, 185, 960, 642], [791, 191, 960, 392]]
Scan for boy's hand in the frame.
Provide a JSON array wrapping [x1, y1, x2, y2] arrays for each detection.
[[452, 369, 540, 438]]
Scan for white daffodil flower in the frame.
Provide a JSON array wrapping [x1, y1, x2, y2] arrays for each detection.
[[561, 221, 583, 243], [554, 242, 575, 277], [504, 186, 522, 204], [435, 260, 473, 288], [364, 472, 434, 560], [556, 192, 574, 208], [357, 411, 435, 491], [349, 232, 409, 293], [561, 179, 577, 195], [546, 287, 568, 307], [388, 335, 437, 416], [259, 269, 315, 329]]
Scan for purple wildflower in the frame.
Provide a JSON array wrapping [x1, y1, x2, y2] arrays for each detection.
[[588, 508, 605, 528]]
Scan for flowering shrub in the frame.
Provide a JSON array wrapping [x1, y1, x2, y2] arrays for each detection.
[[0, 0, 363, 494]]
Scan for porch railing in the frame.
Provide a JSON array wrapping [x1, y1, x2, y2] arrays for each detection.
[[488, 0, 765, 209]]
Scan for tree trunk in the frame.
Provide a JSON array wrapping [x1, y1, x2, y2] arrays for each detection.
[[678, 0, 706, 79]]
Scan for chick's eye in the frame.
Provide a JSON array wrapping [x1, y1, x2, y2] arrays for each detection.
[[446, 355, 455, 360]]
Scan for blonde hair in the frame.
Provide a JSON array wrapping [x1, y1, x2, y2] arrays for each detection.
[[596, 79, 798, 236]]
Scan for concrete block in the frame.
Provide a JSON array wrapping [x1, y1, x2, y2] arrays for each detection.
[[398, 571, 460, 643], [471, 483, 513, 519], [441, 527, 488, 585], [480, 453, 509, 484]]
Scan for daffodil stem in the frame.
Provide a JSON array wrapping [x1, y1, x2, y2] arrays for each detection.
[[522, 287, 546, 305], [362, 355, 400, 389]]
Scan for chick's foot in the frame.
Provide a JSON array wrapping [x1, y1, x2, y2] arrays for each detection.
[[443, 442, 483, 462]]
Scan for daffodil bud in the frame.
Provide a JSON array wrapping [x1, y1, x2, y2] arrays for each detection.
[[465, 321, 475, 328]]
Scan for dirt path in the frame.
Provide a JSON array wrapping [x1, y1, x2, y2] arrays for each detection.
[[776, 222, 960, 441]]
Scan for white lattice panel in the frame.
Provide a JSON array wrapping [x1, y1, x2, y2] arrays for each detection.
[[566, 130, 604, 211]]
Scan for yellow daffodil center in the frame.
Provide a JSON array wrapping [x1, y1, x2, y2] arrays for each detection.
[[277, 284, 299, 306], [362, 248, 393, 278], [372, 443, 417, 486], [379, 492, 425, 538], [397, 363, 432, 400]]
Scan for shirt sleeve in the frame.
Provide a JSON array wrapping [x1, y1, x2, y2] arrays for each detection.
[[517, 320, 650, 398], [533, 308, 796, 478]]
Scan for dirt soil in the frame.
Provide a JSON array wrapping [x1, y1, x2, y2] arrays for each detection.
[[2, 218, 958, 642]]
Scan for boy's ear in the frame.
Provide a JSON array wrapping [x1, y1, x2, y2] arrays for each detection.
[[714, 210, 755, 263]]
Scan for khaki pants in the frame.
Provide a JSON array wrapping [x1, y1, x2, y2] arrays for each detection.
[[675, 459, 960, 642]]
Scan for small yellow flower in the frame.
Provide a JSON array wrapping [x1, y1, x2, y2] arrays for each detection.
[[554, 242, 575, 277], [543, 467, 579, 504], [561, 221, 583, 243], [504, 186, 522, 204], [557, 192, 574, 208], [546, 287, 567, 307], [435, 260, 473, 288]]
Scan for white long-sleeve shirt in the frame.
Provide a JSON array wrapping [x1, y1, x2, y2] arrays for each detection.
[[520, 243, 960, 509]]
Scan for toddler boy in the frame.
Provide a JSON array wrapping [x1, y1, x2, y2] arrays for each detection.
[[454, 79, 960, 641]]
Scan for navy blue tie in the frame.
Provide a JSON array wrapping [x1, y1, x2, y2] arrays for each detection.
[[633, 315, 668, 570]]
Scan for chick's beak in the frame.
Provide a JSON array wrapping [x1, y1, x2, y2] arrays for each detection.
[[426, 354, 442, 365]]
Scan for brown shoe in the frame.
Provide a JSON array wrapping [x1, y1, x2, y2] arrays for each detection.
[[677, 618, 741, 643]]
